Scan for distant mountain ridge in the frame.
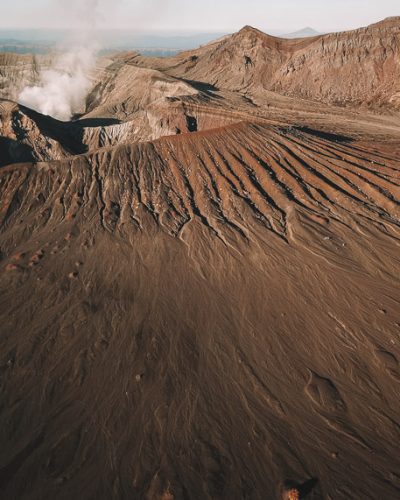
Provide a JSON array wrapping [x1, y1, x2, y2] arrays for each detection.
[[134, 17, 400, 111]]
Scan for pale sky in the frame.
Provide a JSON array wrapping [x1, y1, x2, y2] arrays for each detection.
[[1, 0, 399, 33]]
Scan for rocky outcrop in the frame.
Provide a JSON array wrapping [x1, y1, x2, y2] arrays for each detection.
[[0, 100, 76, 165], [0, 53, 44, 101]]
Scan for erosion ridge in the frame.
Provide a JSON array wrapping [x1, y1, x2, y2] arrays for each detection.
[[2, 122, 398, 240], [0, 16, 400, 500], [1, 119, 399, 499]]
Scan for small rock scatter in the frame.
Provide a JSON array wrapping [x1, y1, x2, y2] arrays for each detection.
[[29, 250, 44, 266], [283, 489, 300, 500], [11, 252, 26, 261], [5, 263, 19, 271], [160, 490, 174, 500]]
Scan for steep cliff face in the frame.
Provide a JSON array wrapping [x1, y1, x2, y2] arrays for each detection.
[[0, 53, 44, 101], [0, 100, 77, 165], [272, 18, 400, 108], [85, 61, 199, 119], [83, 61, 206, 142], [137, 18, 400, 111]]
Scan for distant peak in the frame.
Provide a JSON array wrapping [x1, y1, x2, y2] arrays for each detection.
[[284, 27, 320, 38]]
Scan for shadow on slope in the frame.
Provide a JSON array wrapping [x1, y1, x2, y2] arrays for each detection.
[[292, 126, 354, 143]]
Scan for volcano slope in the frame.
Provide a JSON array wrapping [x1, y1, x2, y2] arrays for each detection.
[[135, 16, 400, 111], [1, 21, 400, 500]]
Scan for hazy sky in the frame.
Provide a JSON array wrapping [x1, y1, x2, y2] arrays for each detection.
[[1, 0, 399, 32]]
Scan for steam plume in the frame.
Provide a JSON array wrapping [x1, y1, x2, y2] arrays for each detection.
[[19, 46, 96, 121], [17, 0, 118, 121]]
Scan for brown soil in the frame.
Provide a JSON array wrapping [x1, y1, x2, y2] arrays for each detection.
[[0, 17, 400, 500]]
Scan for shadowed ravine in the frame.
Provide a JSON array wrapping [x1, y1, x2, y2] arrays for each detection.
[[0, 118, 400, 499]]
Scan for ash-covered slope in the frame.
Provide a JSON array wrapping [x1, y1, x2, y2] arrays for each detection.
[[1, 16, 400, 500], [0, 119, 400, 499], [2, 122, 399, 239], [136, 17, 400, 110]]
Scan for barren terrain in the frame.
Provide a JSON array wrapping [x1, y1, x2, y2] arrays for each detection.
[[0, 17, 400, 500]]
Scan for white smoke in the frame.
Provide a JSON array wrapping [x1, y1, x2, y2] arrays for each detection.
[[17, 0, 120, 121], [18, 46, 97, 121]]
